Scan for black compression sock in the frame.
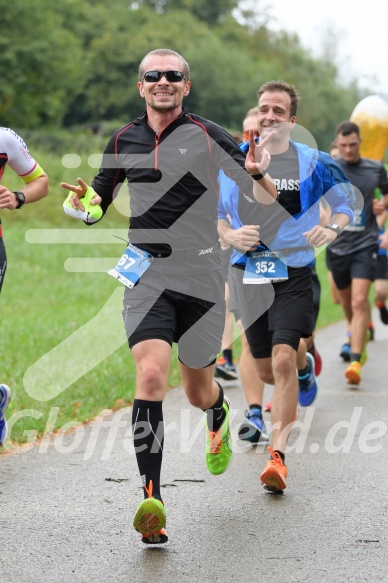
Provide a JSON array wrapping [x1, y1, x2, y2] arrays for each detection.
[[206, 382, 225, 432], [132, 399, 164, 502]]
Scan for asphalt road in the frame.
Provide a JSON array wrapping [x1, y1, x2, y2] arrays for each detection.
[[1, 313, 388, 583]]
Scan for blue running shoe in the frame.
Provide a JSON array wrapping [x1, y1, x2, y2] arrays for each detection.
[[340, 342, 351, 362], [0, 384, 11, 446], [298, 353, 318, 407], [215, 357, 238, 380], [238, 408, 268, 443]]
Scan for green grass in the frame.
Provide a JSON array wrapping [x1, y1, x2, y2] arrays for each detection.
[[1, 218, 182, 445], [0, 143, 181, 446], [315, 251, 345, 329], [0, 137, 346, 446]]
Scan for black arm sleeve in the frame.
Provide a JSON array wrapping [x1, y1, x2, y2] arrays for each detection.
[[91, 132, 127, 214]]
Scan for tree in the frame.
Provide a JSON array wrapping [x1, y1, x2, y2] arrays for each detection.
[[134, 0, 239, 25], [0, 0, 362, 142], [0, 0, 86, 128]]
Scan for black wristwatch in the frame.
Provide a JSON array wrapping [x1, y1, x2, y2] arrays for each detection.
[[325, 223, 341, 237], [250, 169, 267, 181], [13, 191, 26, 209]]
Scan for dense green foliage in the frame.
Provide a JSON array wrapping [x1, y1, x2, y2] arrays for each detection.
[[0, 0, 363, 150]]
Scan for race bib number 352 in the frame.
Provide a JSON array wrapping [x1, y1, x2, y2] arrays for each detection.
[[243, 250, 288, 284], [108, 243, 153, 289]]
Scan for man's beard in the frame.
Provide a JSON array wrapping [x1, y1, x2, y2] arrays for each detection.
[[150, 101, 177, 113]]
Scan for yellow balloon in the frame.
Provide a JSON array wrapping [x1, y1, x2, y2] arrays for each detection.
[[350, 94, 388, 161]]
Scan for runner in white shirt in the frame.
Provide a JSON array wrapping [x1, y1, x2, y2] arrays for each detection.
[[0, 126, 49, 446]]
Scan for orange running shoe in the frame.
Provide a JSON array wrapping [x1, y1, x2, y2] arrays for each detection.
[[260, 446, 288, 493], [345, 361, 361, 385], [376, 300, 388, 325], [133, 480, 168, 544]]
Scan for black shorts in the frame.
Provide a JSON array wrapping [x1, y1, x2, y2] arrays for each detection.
[[311, 264, 321, 329], [122, 264, 225, 368], [375, 254, 388, 280], [232, 264, 314, 358], [0, 237, 7, 294], [325, 248, 334, 271], [227, 263, 241, 322], [326, 246, 378, 290]]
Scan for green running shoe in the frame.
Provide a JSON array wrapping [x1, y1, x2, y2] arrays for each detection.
[[360, 328, 371, 366], [133, 480, 168, 544], [206, 396, 233, 475]]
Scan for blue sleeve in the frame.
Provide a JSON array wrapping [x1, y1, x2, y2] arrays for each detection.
[[217, 170, 240, 221], [217, 170, 229, 221], [217, 140, 250, 224]]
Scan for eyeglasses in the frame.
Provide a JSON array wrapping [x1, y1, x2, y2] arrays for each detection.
[[142, 70, 186, 83], [242, 130, 259, 142]]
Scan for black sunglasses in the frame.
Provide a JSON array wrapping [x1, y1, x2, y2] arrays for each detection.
[[142, 70, 186, 83]]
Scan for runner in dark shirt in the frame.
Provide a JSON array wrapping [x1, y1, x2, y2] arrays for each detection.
[[327, 120, 388, 385], [61, 48, 276, 544]]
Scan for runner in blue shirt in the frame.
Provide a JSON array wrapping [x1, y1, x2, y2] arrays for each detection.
[[218, 80, 356, 493]]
